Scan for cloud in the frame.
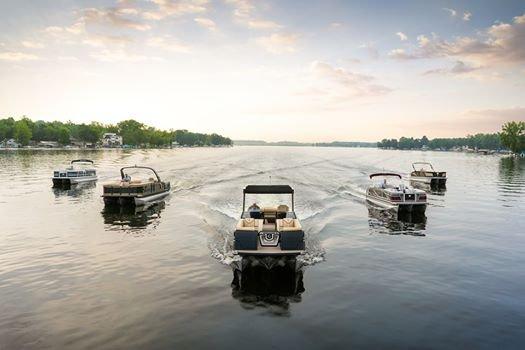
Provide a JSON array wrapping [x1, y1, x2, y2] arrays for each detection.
[[143, 0, 209, 20], [330, 22, 343, 29], [389, 13, 525, 66], [44, 21, 85, 36], [194, 17, 216, 31], [463, 12, 472, 21], [388, 48, 417, 59], [58, 56, 80, 61], [359, 43, 379, 59], [396, 32, 408, 41], [443, 8, 457, 17], [308, 61, 391, 99], [246, 19, 281, 30], [82, 7, 151, 31], [83, 34, 132, 48], [418, 107, 525, 134], [423, 60, 481, 76], [0, 51, 39, 61], [256, 33, 298, 54], [225, 0, 282, 30], [147, 36, 191, 53], [21, 41, 45, 49], [90, 49, 163, 62], [463, 107, 525, 124]]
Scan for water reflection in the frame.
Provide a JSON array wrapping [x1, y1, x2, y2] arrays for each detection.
[[230, 258, 305, 316], [410, 180, 447, 195], [102, 201, 165, 229], [498, 157, 525, 199], [367, 205, 426, 236], [52, 182, 97, 202]]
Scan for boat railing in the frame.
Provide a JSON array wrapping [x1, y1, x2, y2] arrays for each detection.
[[412, 162, 435, 172]]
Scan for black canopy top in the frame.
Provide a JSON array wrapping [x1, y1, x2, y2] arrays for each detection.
[[369, 173, 402, 179], [120, 166, 161, 182], [71, 159, 94, 164], [243, 185, 294, 194]]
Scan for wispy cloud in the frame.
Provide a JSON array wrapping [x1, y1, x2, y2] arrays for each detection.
[[143, 0, 209, 20], [463, 12, 472, 21], [423, 61, 481, 76], [21, 41, 45, 49], [225, 0, 282, 30], [389, 13, 525, 66], [83, 34, 132, 48], [443, 8, 457, 17], [147, 36, 191, 53], [82, 7, 151, 31], [256, 33, 298, 54], [0, 51, 39, 61], [194, 17, 217, 31], [308, 61, 391, 100], [396, 32, 408, 41], [359, 43, 379, 59], [90, 49, 163, 62]]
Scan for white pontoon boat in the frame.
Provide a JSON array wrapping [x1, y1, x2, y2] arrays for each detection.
[[234, 185, 305, 257], [410, 162, 447, 187], [366, 173, 427, 213], [52, 159, 97, 187], [102, 166, 170, 206]]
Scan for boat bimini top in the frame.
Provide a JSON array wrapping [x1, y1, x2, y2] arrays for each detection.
[[412, 162, 435, 172], [369, 173, 402, 179], [242, 185, 295, 212], [120, 165, 162, 182], [71, 159, 94, 165]]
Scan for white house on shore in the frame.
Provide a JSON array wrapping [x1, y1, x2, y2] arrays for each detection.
[[0, 139, 21, 148], [102, 133, 123, 147]]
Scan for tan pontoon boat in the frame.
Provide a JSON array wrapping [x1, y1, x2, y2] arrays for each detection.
[[102, 166, 170, 206], [410, 162, 447, 187], [234, 185, 305, 257]]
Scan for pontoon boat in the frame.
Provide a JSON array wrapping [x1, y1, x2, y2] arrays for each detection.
[[234, 185, 305, 257], [102, 166, 170, 206], [366, 173, 427, 213], [410, 162, 447, 187], [52, 159, 97, 187]]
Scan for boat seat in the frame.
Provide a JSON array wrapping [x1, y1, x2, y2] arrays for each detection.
[[236, 218, 262, 231], [263, 223, 275, 231], [277, 218, 302, 231], [277, 204, 289, 212]]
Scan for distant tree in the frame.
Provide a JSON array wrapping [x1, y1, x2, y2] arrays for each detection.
[[500, 121, 525, 154], [0, 116, 232, 148], [57, 127, 71, 145], [421, 135, 429, 146], [14, 120, 32, 145], [0, 117, 15, 140], [118, 119, 146, 145]]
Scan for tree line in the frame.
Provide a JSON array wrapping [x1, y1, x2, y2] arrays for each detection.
[[0, 117, 232, 147], [377, 122, 525, 154]]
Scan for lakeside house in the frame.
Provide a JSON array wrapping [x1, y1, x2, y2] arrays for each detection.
[[102, 133, 123, 147], [0, 139, 21, 148], [38, 141, 60, 148]]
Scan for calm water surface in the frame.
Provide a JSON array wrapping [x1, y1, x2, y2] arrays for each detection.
[[0, 147, 524, 349]]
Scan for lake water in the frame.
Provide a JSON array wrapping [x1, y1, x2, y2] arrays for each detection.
[[0, 147, 524, 349]]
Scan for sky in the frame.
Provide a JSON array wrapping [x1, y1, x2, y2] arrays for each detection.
[[0, 0, 524, 142]]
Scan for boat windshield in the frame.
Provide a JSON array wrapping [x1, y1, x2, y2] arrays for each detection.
[[244, 193, 293, 211], [371, 175, 403, 188], [412, 162, 434, 172]]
